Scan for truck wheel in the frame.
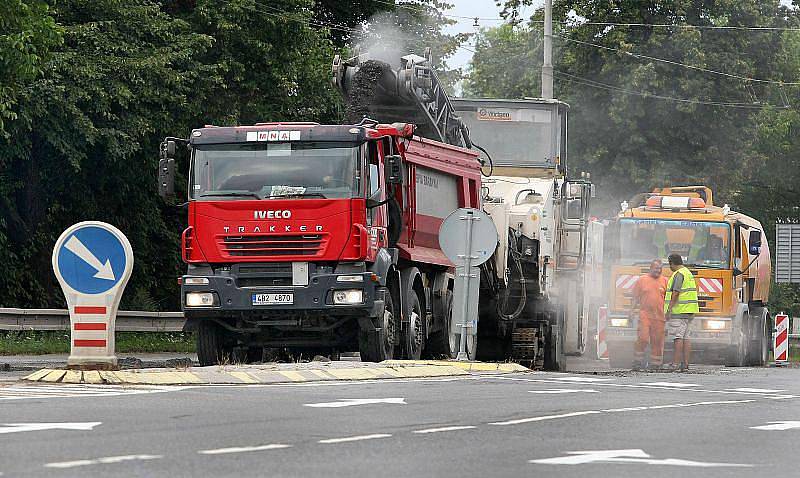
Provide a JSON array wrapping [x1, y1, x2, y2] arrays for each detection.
[[359, 288, 398, 362], [544, 309, 567, 371], [196, 321, 231, 366], [725, 329, 748, 367], [424, 290, 456, 358], [747, 309, 770, 367], [404, 288, 426, 360]]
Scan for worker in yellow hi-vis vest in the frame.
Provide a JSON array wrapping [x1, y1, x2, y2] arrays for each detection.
[[664, 253, 700, 372]]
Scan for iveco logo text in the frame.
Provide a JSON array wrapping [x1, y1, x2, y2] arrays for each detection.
[[254, 210, 292, 219]]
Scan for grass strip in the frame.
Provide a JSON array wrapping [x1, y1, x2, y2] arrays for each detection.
[[0, 331, 195, 355]]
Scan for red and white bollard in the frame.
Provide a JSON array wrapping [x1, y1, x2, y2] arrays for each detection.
[[596, 306, 609, 360], [52, 221, 133, 369], [774, 313, 789, 366]]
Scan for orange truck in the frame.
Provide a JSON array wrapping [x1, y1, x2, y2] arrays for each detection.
[[603, 186, 771, 367]]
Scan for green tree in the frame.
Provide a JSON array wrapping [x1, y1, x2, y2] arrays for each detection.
[[0, 0, 62, 134]]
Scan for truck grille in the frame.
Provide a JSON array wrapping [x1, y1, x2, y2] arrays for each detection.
[[219, 234, 327, 258]]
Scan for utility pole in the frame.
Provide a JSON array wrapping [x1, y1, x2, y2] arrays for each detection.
[[542, 0, 554, 99]]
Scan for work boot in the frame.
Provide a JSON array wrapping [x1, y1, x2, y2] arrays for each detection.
[[662, 363, 678, 372], [647, 363, 663, 372], [678, 363, 689, 373], [631, 360, 643, 372]]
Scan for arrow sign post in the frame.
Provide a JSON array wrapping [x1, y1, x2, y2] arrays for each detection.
[[53, 222, 133, 369]]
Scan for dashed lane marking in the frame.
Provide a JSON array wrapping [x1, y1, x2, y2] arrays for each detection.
[[304, 398, 406, 408], [530, 449, 753, 467], [528, 389, 599, 394], [318, 434, 392, 444], [0, 384, 182, 400], [729, 388, 785, 393], [640, 382, 700, 388], [44, 455, 162, 469], [549, 376, 612, 382], [490, 399, 755, 426], [749, 421, 800, 431], [413, 425, 477, 434], [198, 444, 291, 455], [490, 376, 800, 399]]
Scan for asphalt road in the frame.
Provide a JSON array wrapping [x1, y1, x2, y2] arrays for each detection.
[[2, 364, 800, 477]]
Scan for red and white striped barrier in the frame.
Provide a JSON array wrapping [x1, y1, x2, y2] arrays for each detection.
[[615, 274, 639, 290], [596, 306, 608, 360], [697, 278, 723, 294], [774, 313, 789, 365]]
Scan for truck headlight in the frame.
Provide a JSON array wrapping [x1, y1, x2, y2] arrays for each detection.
[[333, 289, 363, 304], [703, 319, 729, 330], [610, 318, 630, 327], [186, 292, 217, 307], [336, 275, 364, 282], [184, 277, 210, 285]]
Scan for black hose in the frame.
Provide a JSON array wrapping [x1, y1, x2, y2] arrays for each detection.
[[472, 142, 494, 177], [496, 230, 527, 321]]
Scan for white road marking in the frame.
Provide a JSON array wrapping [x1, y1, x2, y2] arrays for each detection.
[[530, 449, 752, 467], [731, 388, 785, 393], [0, 384, 182, 401], [304, 398, 406, 408], [490, 399, 755, 426], [641, 382, 699, 388], [0, 422, 101, 435], [549, 376, 612, 382], [318, 434, 392, 444], [491, 376, 799, 399], [198, 444, 291, 455], [490, 410, 602, 426], [528, 389, 599, 394], [413, 425, 477, 434], [45, 454, 162, 469], [750, 421, 800, 431]]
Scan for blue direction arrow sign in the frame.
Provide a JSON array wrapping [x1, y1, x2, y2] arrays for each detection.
[[55, 225, 128, 294]]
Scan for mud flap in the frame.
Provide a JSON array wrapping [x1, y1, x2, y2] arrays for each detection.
[[544, 322, 566, 371]]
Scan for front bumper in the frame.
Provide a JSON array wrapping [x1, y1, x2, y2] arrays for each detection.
[[605, 313, 734, 348], [181, 263, 380, 319]]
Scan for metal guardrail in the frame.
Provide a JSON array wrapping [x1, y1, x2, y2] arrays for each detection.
[[0, 308, 186, 332]]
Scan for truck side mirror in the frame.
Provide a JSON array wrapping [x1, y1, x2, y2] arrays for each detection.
[[748, 229, 762, 255], [366, 188, 383, 208], [385, 154, 402, 184], [158, 158, 175, 199]]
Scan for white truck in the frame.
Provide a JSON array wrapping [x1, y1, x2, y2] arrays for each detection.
[[452, 98, 593, 370]]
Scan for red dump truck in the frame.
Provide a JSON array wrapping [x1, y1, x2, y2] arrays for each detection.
[[158, 121, 481, 365]]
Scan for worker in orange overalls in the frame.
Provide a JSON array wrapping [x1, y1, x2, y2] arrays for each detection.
[[630, 259, 668, 371]]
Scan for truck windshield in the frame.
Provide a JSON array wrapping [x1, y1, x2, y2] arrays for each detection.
[[619, 219, 731, 269], [191, 142, 360, 200]]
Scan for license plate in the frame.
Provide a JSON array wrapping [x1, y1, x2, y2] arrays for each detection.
[[252, 293, 293, 306]]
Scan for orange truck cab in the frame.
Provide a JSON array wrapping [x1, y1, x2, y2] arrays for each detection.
[[603, 186, 771, 367]]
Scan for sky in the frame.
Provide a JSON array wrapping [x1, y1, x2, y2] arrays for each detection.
[[442, 0, 542, 72]]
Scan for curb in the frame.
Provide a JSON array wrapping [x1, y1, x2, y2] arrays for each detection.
[[22, 360, 528, 385], [23, 364, 471, 385]]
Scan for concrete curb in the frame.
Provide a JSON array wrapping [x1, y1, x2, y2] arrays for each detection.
[[381, 360, 530, 373], [22, 360, 527, 385]]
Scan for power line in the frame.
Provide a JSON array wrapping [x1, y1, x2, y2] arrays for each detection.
[[555, 33, 800, 85], [552, 20, 800, 32], [553, 70, 788, 109]]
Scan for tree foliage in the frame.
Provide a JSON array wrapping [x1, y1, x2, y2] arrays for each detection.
[[0, 0, 460, 310]]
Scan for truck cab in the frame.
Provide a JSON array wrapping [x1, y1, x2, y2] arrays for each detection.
[[158, 121, 481, 364]]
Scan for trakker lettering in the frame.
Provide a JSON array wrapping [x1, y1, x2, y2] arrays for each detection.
[[254, 210, 292, 219], [224, 225, 323, 233]]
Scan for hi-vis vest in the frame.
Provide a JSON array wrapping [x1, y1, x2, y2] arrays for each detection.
[[664, 267, 700, 314]]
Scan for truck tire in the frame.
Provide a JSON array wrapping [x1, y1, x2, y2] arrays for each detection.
[[725, 329, 749, 367], [747, 308, 770, 367], [544, 308, 567, 371], [425, 290, 455, 358], [359, 287, 398, 362], [196, 321, 231, 366], [404, 287, 426, 360]]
